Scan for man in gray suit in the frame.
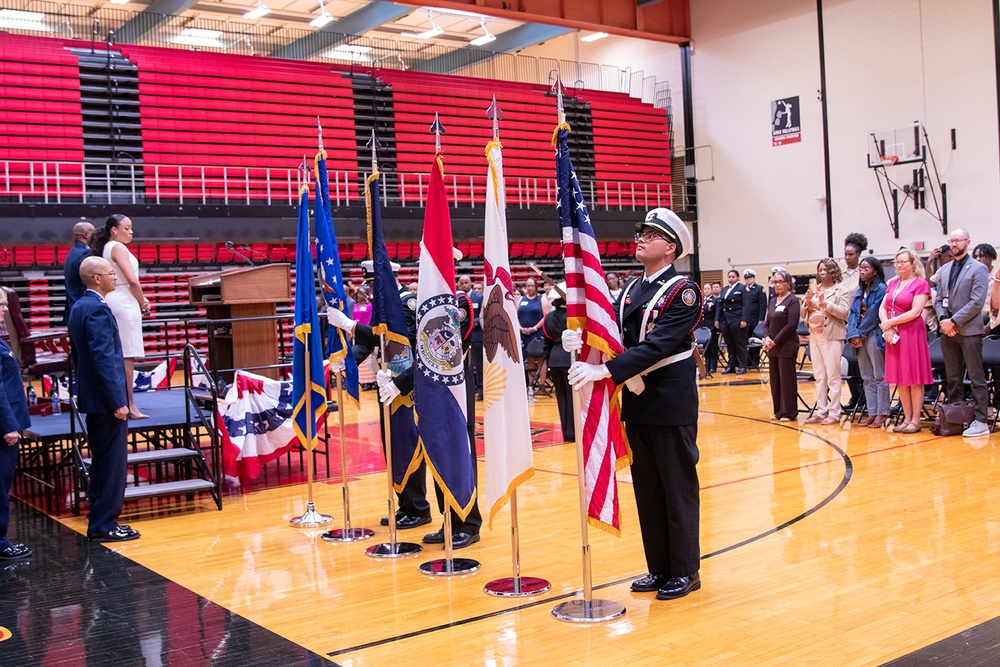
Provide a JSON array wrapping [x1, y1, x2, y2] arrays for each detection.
[[934, 228, 991, 436]]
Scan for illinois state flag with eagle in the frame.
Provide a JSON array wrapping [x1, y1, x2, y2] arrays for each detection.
[[414, 155, 477, 521], [482, 139, 533, 527], [554, 122, 630, 536]]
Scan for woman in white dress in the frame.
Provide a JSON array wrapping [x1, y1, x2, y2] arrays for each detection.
[[90, 214, 150, 419]]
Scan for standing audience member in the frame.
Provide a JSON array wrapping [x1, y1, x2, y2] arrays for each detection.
[[879, 249, 933, 434], [457, 274, 484, 401], [933, 229, 990, 437], [0, 336, 31, 560], [541, 283, 574, 442], [716, 270, 749, 374], [971, 244, 997, 332], [516, 278, 548, 361], [606, 273, 623, 304], [802, 258, 850, 425], [91, 214, 149, 420], [762, 270, 800, 422], [566, 208, 702, 601], [742, 269, 767, 370], [63, 220, 94, 325], [841, 233, 868, 410], [701, 284, 720, 374], [847, 257, 889, 428], [923, 244, 952, 331], [69, 257, 139, 542]]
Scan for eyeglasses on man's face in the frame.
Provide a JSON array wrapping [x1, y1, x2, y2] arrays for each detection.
[[634, 231, 666, 243]]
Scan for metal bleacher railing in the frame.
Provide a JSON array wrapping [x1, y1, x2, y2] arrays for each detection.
[[0, 159, 673, 212], [0, 1, 672, 111]]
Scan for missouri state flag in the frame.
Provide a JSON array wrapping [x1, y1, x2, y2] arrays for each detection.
[[482, 139, 533, 527], [554, 122, 630, 536], [414, 156, 476, 520], [366, 170, 422, 492], [292, 184, 327, 450], [313, 150, 359, 405]]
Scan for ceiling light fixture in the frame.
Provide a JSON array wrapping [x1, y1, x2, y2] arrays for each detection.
[[243, 0, 270, 20], [401, 10, 443, 40], [580, 31, 609, 42], [0, 8, 49, 31], [109, 0, 130, 5], [310, 0, 333, 28], [469, 18, 495, 46]]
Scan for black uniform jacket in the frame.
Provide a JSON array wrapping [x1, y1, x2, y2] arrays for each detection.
[[716, 282, 750, 326], [605, 267, 702, 426], [745, 283, 767, 327]]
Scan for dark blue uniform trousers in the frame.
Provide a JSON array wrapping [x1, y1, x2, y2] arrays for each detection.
[[86, 414, 129, 535], [0, 440, 17, 548]]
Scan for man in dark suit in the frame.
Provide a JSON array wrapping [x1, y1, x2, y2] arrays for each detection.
[[742, 269, 768, 369], [701, 283, 720, 374], [934, 228, 991, 437], [715, 269, 750, 374], [0, 337, 31, 560], [62, 220, 94, 325], [567, 207, 703, 601], [68, 257, 139, 542]]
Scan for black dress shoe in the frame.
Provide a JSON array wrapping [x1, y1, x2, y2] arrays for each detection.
[[422, 528, 445, 544], [451, 532, 480, 549], [394, 514, 432, 530], [0, 542, 32, 560], [380, 511, 405, 527], [88, 525, 141, 542], [630, 573, 669, 592], [656, 573, 701, 600]]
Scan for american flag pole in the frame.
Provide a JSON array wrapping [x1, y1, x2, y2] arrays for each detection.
[[550, 73, 626, 623]]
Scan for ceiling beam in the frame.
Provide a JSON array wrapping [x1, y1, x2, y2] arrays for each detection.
[[394, 0, 690, 44], [415, 23, 572, 73], [115, 0, 201, 44], [269, 1, 414, 60]]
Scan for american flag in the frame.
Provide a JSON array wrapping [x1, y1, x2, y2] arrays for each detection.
[[554, 123, 630, 536]]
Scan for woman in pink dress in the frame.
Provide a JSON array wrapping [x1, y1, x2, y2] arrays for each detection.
[[879, 248, 933, 433]]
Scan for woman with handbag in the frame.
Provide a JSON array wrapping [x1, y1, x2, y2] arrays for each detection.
[[879, 248, 933, 433], [802, 258, 851, 425], [847, 257, 890, 428]]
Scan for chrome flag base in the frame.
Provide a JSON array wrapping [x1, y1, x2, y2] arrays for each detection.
[[418, 557, 481, 576], [551, 599, 626, 623], [484, 576, 551, 597], [364, 542, 423, 558], [289, 502, 334, 527], [321, 527, 375, 542]]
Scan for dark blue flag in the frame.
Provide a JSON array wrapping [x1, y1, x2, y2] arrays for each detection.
[[314, 151, 359, 405], [292, 184, 327, 450], [366, 171, 421, 492]]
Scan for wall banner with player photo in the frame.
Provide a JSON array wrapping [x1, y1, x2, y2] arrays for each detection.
[[771, 96, 801, 146]]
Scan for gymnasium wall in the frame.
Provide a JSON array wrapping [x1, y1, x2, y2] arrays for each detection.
[[688, 0, 999, 271]]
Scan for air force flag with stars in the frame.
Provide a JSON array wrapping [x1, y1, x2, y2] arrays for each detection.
[[414, 155, 476, 521]]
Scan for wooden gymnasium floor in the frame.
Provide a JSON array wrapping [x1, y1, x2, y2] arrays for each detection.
[[4, 373, 1000, 666]]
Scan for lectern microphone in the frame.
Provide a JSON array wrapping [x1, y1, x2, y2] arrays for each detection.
[[224, 241, 254, 267]]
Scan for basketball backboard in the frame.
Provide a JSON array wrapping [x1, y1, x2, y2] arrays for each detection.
[[867, 122, 925, 168]]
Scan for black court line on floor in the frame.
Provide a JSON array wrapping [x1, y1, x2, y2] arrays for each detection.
[[0, 502, 330, 667], [327, 412, 853, 658]]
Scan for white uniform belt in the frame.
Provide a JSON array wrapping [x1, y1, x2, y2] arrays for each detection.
[[624, 346, 694, 394]]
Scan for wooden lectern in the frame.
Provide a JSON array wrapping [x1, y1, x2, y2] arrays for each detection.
[[189, 264, 292, 380]]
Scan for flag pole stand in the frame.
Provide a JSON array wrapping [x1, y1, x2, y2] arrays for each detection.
[[291, 330, 334, 528], [366, 334, 422, 557], [419, 510, 480, 576], [323, 372, 374, 542], [484, 490, 550, 595], [551, 353, 625, 622]]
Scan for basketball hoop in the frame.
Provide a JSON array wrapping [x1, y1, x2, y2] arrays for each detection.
[[881, 155, 899, 166]]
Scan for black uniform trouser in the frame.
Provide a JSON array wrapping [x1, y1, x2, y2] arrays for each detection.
[[471, 335, 484, 398], [720, 319, 748, 370], [704, 327, 720, 372], [941, 333, 989, 423], [549, 367, 575, 442], [768, 354, 798, 419], [0, 439, 16, 547], [378, 403, 430, 519], [625, 421, 700, 577], [86, 413, 129, 535], [432, 365, 482, 534]]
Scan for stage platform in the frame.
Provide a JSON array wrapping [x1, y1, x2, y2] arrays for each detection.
[[24, 389, 195, 441]]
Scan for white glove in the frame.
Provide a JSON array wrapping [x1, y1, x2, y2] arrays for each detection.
[[328, 360, 345, 373], [561, 327, 583, 353], [378, 379, 400, 404], [567, 361, 611, 389], [327, 307, 356, 334], [376, 369, 392, 388]]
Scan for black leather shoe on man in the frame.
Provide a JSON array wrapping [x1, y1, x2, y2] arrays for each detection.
[[380, 510, 405, 527], [656, 573, 701, 600], [88, 525, 141, 542], [450, 532, 480, 549], [630, 573, 669, 592], [422, 527, 445, 544], [0, 542, 32, 560], [394, 514, 432, 530]]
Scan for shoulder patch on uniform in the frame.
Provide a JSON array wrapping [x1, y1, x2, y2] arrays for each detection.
[[407, 297, 417, 311], [681, 288, 697, 307]]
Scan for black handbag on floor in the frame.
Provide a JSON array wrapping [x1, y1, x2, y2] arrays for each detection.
[[931, 400, 976, 436]]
